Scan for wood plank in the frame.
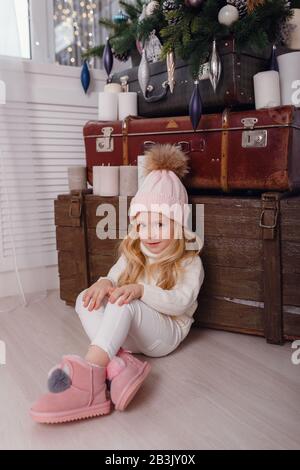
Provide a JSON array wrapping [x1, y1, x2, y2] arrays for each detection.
[[59, 277, 82, 304], [282, 273, 300, 306], [201, 265, 263, 301], [87, 228, 126, 255], [56, 226, 83, 251], [189, 194, 262, 209], [203, 213, 261, 239], [282, 241, 300, 274], [283, 313, 300, 338], [54, 198, 81, 227], [89, 254, 119, 283], [202, 236, 263, 269], [194, 296, 264, 334]]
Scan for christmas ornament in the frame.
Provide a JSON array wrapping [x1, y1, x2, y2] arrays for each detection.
[[227, 0, 248, 18], [270, 44, 279, 72], [247, 0, 265, 13], [218, 4, 239, 26], [103, 38, 114, 77], [136, 39, 144, 55], [80, 60, 91, 94], [113, 9, 129, 24], [138, 49, 150, 97], [189, 80, 203, 131], [112, 49, 130, 62], [162, 0, 182, 25], [139, 4, 147, 22], [209, 40, 222, 93], [144, 30, 162, 63], [184, 0, 205, 7], [166, 50, 176, 93], [145, 0, 160, 16]]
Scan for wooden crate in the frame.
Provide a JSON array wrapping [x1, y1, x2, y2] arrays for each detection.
[[54, 190, 300, 344]]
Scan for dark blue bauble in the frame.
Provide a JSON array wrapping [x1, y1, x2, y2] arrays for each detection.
[[81, 60, 91, 94], [189, 81, 203, 131], [103, 38, 114, 77]]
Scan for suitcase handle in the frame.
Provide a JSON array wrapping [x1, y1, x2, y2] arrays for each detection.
[[143, 81, 169, 103]]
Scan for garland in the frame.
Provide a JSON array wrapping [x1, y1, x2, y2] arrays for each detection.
[[85, 0, 294, 75], [160, 0, 293, 76]]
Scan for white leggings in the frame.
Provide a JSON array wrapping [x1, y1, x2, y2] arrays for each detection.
[[75, 290, 189, 360]]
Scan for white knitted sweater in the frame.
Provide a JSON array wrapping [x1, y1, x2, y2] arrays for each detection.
[[98, 242, 204, 330]]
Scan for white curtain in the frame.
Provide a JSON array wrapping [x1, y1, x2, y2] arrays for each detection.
[[0, 1, 48, 312]]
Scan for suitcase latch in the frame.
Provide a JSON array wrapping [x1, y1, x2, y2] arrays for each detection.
[[96, 127, 114, 152], [241, 118, 258, 129], [242, 130, 267, 148]]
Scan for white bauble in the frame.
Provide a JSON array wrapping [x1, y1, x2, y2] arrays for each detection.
[[145, 0, 160, 16], [218, 5, 239, 27]]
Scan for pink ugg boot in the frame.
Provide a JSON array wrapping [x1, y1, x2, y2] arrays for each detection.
[[106, 349, 151, 411], [30, 355, 111, 424]]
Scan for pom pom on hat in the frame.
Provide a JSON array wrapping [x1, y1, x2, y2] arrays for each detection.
[[144, 144, 189, 179]]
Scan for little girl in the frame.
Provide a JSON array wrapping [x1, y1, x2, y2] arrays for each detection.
[[30, 144, 204, 424]]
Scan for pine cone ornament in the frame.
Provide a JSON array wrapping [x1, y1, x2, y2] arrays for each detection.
[[227, 0, 248, 18]]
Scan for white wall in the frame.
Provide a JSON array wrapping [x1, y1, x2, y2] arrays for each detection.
[[0, 60, 107, 297]]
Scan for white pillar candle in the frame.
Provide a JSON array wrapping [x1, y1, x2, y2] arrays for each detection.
[[104, 83, 122, 94], [278, 51, 300, 107], [118, 92, 138, 120], [286, 9, 300, 50], [120, 166, 138, 196], [98, 92, 118, 121], [253, 71, 281, 109], [68, 166, 87, 191], [93, 165, 119, 196], [137, 155, 148, 188]]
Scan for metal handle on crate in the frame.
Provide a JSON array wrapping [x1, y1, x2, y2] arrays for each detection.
[[259, 208, 278, 230]]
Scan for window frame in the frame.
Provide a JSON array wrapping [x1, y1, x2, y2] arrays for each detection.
[[29, 0, 55, 63]]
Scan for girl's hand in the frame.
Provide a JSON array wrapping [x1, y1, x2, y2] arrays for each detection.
[[108, 284, 144, 307], [83, 279, 113, 312]]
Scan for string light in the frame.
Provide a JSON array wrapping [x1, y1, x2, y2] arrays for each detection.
[[53, 0, 99, 67]]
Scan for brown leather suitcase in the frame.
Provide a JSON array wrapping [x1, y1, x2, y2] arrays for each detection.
[[83, 105, 300, 192]]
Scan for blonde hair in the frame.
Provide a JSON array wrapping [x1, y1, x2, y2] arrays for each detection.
[[115, 218, 201, 290]]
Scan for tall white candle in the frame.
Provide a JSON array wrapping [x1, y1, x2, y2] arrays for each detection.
[[253, 71, 281, 109], [278, 51, 300, 107], [120, 166, 138, 196], [93, 165, 119, 196], [98, 92, 118, 121], [137, 155, 148, 188], [118, 92, 138, 120], [68, 166, 87, 191], [104, 83, 122, 94]]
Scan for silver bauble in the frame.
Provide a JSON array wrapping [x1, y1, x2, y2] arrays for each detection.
[[138, 49, 150, 97], [209, 39, 222, 93]]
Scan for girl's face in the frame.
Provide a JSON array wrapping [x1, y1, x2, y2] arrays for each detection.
[[137, 211, 174, 254]]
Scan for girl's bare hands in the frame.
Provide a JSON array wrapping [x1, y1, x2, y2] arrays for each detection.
[[108, 284, 144, 307], [83, 279, 113, 312]]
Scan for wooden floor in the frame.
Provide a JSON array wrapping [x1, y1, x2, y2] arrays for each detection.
[[0, 289, 299, 450]]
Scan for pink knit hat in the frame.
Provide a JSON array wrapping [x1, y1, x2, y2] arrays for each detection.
[[129, 144, 203, 250]]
